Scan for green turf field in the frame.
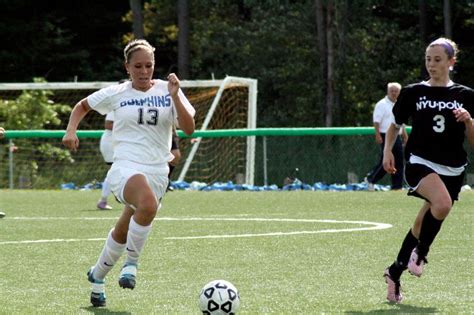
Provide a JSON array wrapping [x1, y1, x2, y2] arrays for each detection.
[[0, 189, 472, 314]]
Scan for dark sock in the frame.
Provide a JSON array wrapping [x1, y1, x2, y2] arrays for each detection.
[[388, 229, 418, 280], [417, 209, 443, 257]]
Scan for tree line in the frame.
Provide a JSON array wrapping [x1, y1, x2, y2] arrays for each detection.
[[1, 0, 473, 127]]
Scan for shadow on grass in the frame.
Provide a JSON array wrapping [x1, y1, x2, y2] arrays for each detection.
[[346, 303, 438, 314], [80, 306, 132, 315]]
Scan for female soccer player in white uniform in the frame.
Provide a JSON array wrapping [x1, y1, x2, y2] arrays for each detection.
[[382, 38, 474, 303], [63, 39, 195, 307]]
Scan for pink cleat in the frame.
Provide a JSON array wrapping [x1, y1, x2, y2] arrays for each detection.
[[384, 268, 403, 303], [407, 248, 427, 277], [97, 200, 112, 210]]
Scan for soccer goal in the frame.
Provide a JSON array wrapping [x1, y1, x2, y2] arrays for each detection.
[[0, 76, 257, 188], [178, 76, 258, 185]]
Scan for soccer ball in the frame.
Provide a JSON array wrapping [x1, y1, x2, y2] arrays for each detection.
[[198, 279, 240, 314]]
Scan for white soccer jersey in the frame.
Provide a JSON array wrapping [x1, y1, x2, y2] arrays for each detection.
[[105, 111, 115, 122], [88, 80, 195, 165]]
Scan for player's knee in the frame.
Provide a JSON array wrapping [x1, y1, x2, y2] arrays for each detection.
[[139, 198, 158, 218], [432, 199, 452, 219]]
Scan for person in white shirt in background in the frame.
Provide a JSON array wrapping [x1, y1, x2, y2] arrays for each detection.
[[365, 82, 408, 190]]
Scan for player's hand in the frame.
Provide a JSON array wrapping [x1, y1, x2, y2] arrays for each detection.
[[0, 127, 4, 139], [167, 73, 180, 97], [62, 130, 79, 152], [383, 151, 397, 174], [453, 108, 472, 123]]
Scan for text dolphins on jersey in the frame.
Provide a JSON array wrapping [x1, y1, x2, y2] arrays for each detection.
[[416, 96, 463, 111], [120, 94, 171, 108]]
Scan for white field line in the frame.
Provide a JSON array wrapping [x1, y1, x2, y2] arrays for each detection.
[[0, 238, 106, 245], [0, 217, 392, 244]]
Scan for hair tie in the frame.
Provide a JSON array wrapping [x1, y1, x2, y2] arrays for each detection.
[[430, 38, 455, 58]]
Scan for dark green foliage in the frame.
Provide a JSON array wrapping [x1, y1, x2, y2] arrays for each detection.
[[0, 0, 130, 82], [0, 0, 473, 126], [0, 78, 74, 188]]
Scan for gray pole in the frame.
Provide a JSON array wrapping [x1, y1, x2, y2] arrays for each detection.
[[8, 139, 14, 189]]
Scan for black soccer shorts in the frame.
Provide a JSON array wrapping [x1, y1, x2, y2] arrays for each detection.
[[405, 162, 465, 202]]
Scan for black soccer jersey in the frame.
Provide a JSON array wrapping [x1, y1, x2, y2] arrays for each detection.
[[393, 82, 474, 167]]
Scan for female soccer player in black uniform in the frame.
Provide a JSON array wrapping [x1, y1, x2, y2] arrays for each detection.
[[382, 38, 474, 303]]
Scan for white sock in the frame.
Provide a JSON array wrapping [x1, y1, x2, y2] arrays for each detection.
[[125, 217, 152, 265], [101, 176, 112, 201], [93, 229, 126, 280]]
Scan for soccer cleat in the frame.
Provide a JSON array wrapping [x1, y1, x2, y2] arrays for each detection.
[[119, 263, 137, 290], [87, 267, 106, 307], [97, 200, 113, 210], [384, 268, 403, 303], [407, 248, 427, 277]]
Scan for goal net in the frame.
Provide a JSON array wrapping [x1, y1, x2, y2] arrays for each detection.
[[0, 77, 257, 189]]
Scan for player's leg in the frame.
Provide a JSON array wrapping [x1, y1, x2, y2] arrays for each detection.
[[390, 198, 431, 278], [87, 206, 132, 307], [383, 161, 429, 303], [388, 202, 428, 276], [97, 166, 113, 210], [92, 206, 133, 279], [383, 200, 430, 303], [118, 174, 159, 289], [407, 173, 453, 277], [365, 142, 386, 189]]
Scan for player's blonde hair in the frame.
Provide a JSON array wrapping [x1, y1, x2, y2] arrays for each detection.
[[123, 39, 156, 63]]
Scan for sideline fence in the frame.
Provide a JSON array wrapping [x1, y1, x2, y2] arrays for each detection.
[[2, 127, 473, 189]]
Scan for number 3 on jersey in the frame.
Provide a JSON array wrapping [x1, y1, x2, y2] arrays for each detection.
[[138, 108, 159, 125], [432, 114, 445, 133]]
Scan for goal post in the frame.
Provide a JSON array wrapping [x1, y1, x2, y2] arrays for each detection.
[[178, 76, 257, 185], [0, 76, 258, 188]]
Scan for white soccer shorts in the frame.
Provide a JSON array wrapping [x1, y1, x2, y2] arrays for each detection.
[[107, 160, 169, 207]]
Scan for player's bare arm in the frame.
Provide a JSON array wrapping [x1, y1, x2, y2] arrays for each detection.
[[382, 123, 400, 174], [374, 122, 383, 144], [168, 73, 195, 135], [454, 108, 474, 148], [62, 98, 92, 152]]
